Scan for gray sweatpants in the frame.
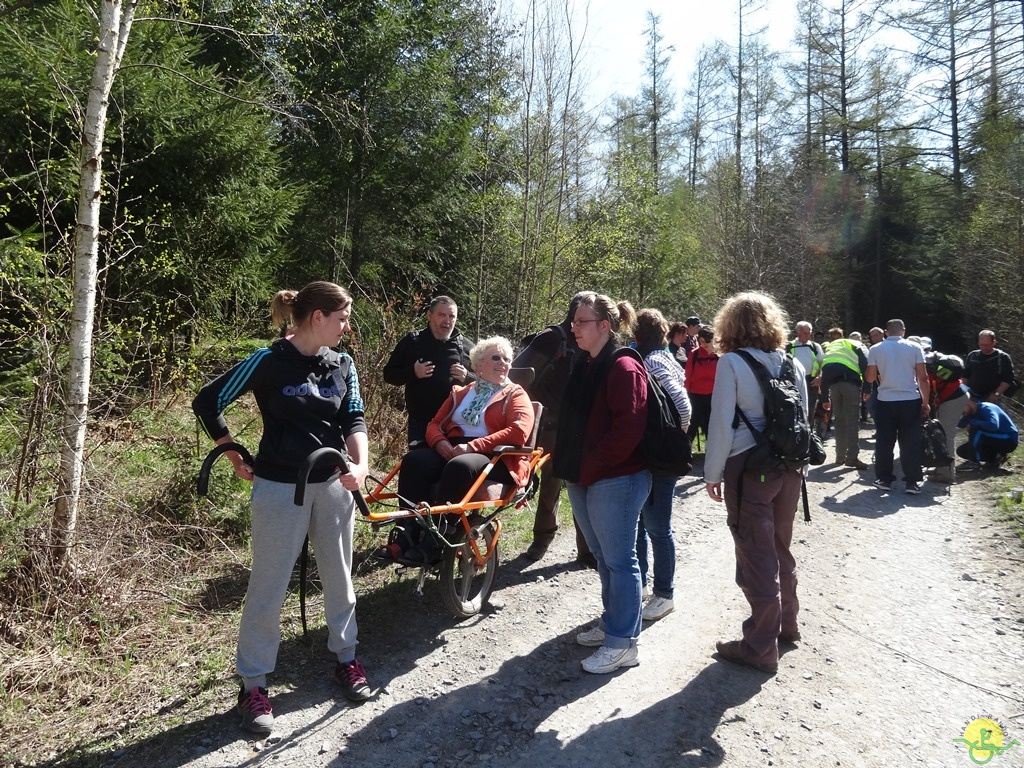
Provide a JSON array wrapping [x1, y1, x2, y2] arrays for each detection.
[[237, 475, 358, 690]]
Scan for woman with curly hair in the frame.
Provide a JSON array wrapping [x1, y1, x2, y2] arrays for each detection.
[[704, 292, 808, 675]]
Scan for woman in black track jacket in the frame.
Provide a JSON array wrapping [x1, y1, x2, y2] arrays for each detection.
[[193, 281, 373, 735]]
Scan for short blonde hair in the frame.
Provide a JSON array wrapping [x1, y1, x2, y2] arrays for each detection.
[[469, 336, 513, 368], [713, 292, 790, 353]]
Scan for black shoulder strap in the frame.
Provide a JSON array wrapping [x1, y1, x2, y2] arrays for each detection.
[[613, 346, 644, 365], [997, 349, 1009, 375], [732, 349, 772, 433], [778, 352, 799, 384], [733, 349, 774, 392]]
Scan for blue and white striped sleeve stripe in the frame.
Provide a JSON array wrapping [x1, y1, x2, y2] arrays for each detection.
[[341, 354, 365, 414], [216, 348, 271, 414]]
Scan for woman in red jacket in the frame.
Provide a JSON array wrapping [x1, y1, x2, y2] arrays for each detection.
[[397, 336, 535, 515], [685, 324, 719, 448], [553, 293, 650, 675]]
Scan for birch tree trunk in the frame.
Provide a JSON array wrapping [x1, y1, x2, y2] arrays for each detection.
[[52, 0, 137, 569]]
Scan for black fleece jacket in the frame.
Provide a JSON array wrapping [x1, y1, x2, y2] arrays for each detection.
[[382, 327, 474, 422], [192, 338, 366, 483]]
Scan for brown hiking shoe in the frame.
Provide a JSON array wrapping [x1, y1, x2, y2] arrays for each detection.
[[715, 640, 778, 675]]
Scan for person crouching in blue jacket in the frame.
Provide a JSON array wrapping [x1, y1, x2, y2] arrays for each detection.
[[956, 398, 1019, 470]]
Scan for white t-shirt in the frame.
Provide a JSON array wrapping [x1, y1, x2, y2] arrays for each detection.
[[867, 336, 925, 401]]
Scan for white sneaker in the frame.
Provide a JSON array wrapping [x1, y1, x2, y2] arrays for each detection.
[[642, 595, 675, 621], [576, 625, 605, 647], [581, 645, 640, 674], [642, 585, 651, 600]]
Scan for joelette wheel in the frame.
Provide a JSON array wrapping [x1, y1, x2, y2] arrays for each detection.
[[439, 524, 498, 618]]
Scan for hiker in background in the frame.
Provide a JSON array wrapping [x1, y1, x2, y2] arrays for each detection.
[[667, 320, 689, 368], [964, 330, 1016, 404], [682, 316, 702, 358], [926, 350, 968, 484], [956, 398, 1019, 470], [865, 319, 930, 494], [865, 326, 885, 423], [553, 292, 650, 675], [511, 293, 596, 567], [383, 296, 474, 444], [816, 327, 869, 470], [685, 324, 718, 450], [704, 292, 807, 676], [787, 321, 824, 419], [849, 331, 872, 423], [192, 281, 373, 736], [633, 308, 691, 622]]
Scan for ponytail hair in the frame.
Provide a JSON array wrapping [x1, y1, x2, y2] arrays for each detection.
[[575, 291, 636, 344], [270, 281, 352, 333]]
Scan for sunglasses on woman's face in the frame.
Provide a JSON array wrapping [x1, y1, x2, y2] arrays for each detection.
[[490, 355, 511, 363]]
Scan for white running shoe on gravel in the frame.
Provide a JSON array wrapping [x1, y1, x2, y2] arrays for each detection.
[[576, 625, 605, 647], [642, 595, 675, 621], [581, 645, 640, 674]]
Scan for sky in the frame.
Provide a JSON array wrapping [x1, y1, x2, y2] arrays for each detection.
[[543, 0, 802, 111]]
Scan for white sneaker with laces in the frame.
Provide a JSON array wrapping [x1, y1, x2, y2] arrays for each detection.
[[576, 625, 605, 647], [642, 595, 675, 621], [581, 645, 640, 674]]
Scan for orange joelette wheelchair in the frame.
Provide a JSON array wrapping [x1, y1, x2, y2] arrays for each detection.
[[295, 399, 550, 619]]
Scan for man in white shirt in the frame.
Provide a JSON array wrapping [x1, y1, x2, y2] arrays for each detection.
[[865, 319, 931, 494]]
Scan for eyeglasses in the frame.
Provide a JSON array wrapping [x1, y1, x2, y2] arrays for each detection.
[[489, 354, 511, 363], [570, 319, 601, 328]]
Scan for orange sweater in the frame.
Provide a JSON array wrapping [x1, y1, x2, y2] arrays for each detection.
[[426, 383, 535, 487]]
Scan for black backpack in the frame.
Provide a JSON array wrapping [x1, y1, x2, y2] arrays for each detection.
[[996, 350, 1020, 398], [925, 352, 965, 382], [920, 419, 953, 468], [733, 349, 823, 473], [615, 349, 693, 477], [528, 324, 569, 393]]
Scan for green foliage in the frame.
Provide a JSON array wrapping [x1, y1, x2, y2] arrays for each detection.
[[0, 497, 41, 581], [242, 0, 521, 295], [0, 0, 302, 404], [958, 105, 1024, 359]]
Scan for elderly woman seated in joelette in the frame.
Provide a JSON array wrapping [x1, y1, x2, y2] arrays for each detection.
[[397, 336, 535, 512]]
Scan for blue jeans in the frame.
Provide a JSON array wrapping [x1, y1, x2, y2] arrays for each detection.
[[636, 473, 678, 599], [568, 471, 652, 648], [874, 397, 924, 484]]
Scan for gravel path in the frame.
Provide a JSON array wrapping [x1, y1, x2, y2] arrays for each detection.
[[142, 437, 1024, 768]]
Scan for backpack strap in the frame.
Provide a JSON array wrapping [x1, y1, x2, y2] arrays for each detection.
[[731, 349, 773, 433]]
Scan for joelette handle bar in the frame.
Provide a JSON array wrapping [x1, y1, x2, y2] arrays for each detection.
[[294, 447, 373, 517], [197, 442, 255, 496]]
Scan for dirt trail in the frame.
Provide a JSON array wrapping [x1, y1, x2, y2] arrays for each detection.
[[145, 434, 1024, 768]]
